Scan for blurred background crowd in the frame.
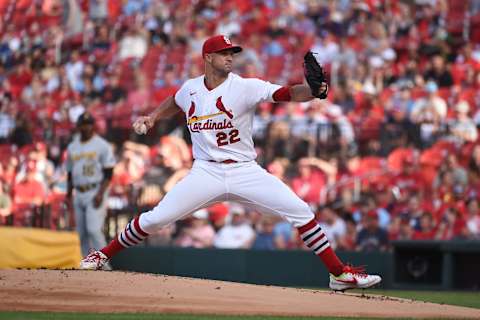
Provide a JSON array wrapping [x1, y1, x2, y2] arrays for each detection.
[[1, 0, 480, 252]]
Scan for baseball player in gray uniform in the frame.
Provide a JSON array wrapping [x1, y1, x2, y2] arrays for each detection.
[[66, 112, 116, 257]]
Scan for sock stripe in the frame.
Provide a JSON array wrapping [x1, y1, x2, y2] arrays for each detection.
[[300, 224, 320, 238], [120, 231, 136, 247], [296, 219, 344, 275], [301, 225, 321, 241], [118, 233, 131, 247], [306, 233, 325, 247], [298, 220, 331, 255], [116, 216, 148, 249], [304, 231, 324, 246], [123, 229, 139, 245], [133, 217, 148, 237], [314, 239, 330, 254], [102, 216, 148, 259], [127, 223, 143, 242], [312, 237, 328, 251], [298, 219, 318, 234]]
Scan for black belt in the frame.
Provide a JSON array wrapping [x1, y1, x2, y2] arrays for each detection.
[[75, 183, 98, 192]]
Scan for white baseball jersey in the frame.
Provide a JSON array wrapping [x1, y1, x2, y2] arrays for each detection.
[[174, 73, 281, 162], [66, 134, 116, 187], [136, 73, 316, 241]]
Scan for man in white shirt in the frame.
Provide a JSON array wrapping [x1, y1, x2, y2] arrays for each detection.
[[81, 35, 381, 291], [214, 205, 255, 249], [318, 206, 347, 250]]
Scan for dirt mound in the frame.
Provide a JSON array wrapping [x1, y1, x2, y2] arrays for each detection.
[[0, 270, 478, 318]]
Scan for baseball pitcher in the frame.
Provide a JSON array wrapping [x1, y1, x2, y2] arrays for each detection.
[[80, 35, 381, 291], [66, 112, 116, 258]]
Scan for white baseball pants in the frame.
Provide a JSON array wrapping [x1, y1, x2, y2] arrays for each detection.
[[139, 160, 314, 233]]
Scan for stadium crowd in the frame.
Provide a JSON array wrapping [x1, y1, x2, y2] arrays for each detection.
[[1, 0, 480, 252]]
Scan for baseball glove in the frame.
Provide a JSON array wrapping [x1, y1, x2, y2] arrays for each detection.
[[303, 51, 329, 99]]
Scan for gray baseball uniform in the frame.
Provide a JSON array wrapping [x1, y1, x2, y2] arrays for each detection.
[[66, 134, 116, 256]]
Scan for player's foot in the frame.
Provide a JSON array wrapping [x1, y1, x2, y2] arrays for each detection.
[[329, 265, 382, 291], [102, 261, 113, 271], [79, 250, 109, 270]]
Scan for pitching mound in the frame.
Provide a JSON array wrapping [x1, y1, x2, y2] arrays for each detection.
[[0, 270, 479, 318]]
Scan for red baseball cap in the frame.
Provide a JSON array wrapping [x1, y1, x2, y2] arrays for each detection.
[[202, 35, 242, 58], [366, 210, 379, 219]]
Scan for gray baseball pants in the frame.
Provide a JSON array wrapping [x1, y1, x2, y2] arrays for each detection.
[[73, 186, 108, 256]]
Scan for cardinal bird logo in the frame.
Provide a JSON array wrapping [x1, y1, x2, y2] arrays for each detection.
[[188, 101, 196, 117], [186, 98, 235, 126], [216, 96, 234, 119]]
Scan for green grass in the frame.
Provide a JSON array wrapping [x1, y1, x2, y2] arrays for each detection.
[[0, 313, 415, 320], [350, 289, 480, 309]]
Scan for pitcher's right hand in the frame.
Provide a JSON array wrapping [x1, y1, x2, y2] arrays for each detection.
[[133, 116, 155, 135]]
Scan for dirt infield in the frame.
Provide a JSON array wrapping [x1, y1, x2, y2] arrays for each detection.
[[0, 270, 479, 318]]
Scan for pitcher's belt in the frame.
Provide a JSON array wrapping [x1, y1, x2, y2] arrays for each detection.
[[75, 183, 98, 192], [208, 159, 238, 164]]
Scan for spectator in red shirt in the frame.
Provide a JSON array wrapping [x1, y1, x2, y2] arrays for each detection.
[[8, 62, 33, 98], [12, 159, 47, 226], [127, 73, 151, 113], [291, 158, 327, 205], [152, 67, 180, 104], [13, 160, 46, 207], [337, 217, 357, 251], [388, 215, 414, 241], [413, 212, 436, 240], [466, 199, 480, 239], [435, 169, 457, 204], [392, 157, 426, 200], [349, 83, 384, 153], [52, 80, 75, 104], [435, 207, 468, 240]]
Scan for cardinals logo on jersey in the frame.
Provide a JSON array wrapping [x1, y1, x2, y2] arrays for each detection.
[[215, 97, 233, 119], [188, 101, 196, 117], [186, 97, 235, 133]]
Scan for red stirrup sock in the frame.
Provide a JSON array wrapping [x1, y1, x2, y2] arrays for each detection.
[[101, 216, 149, 258], [297, 219, 344, 276]]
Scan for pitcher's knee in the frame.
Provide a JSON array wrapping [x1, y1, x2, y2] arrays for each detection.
[[283, 203, 315, 228], [139, 208, 178, 233]]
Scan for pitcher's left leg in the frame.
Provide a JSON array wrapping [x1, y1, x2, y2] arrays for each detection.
[[228, 163, 343, 274], [228, 163, 381, 290]]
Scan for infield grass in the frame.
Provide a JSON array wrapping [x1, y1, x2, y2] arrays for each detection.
[[349, 289, 480, 309]]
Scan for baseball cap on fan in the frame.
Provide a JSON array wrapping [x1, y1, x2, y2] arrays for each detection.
[[202, 35, 242, 58], [76, 112, 95, 126]]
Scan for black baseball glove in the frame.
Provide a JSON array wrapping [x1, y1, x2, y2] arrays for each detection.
[[303, 51, 329, 99]]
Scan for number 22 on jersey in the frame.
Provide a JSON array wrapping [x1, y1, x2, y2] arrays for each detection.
[[216, 129, 240, 146]]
